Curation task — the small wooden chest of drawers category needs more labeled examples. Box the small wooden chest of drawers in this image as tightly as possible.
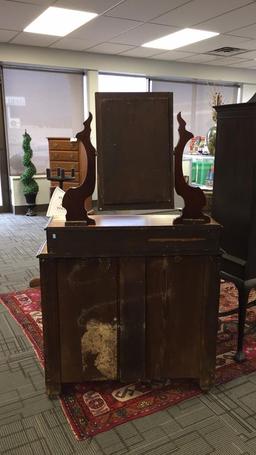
[48,137,86,192]
[48,137,92,210]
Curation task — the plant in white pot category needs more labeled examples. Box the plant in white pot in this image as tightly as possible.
[20,131,39,216]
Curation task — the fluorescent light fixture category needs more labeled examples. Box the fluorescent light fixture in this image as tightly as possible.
[24,6,97,36]
[142,28,219,50]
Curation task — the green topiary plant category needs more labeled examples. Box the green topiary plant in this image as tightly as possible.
[20,130,39,215]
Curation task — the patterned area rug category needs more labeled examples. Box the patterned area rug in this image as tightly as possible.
[1,282,256,440]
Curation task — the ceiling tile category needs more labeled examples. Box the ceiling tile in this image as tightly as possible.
[206,56,248,65]
[153,0,251,28]
[178,34,251,53]
[238,39,256,50]
[119,46,165,57]
[236,49,256,59]
[177,54,219,63]
[10,32,58,47]
[1,0,256,73]
[69,16,142,48]
[105,0,188,22]
[0,0,46,30]
[54,0,126,14]
[196,3,256,34]
[6,0,52,4]
[0,28,18,41]
[149,50,195,60]
[110,23,177,45]
[87,42,134,54]
[50,37,90,51]
[229,23,256,39]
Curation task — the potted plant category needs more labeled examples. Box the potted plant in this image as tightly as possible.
[20,130,39,216]
[206,91,223,156]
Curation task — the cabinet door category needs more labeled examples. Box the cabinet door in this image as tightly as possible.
[146,255,213,379]
[119,257,146,382]
[58,258,118,382]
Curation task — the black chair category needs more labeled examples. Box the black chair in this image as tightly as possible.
[218,251,256,361]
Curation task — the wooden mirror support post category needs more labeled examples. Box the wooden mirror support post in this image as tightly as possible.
[62,112,96,225]
[174,113,210,224]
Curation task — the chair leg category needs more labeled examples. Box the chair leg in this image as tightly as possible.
[234,285,249,362]
[29,277,41,288]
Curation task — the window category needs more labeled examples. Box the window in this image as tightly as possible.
[98,73,148,92]
[3,68,84,175]
[150,79,239,146]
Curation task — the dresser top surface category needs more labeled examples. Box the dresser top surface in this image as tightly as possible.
[46,213,220,231]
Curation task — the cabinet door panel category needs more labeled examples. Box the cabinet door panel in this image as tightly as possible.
[146,256,206,378]
[58,258,118,382]
[119,257,146,381]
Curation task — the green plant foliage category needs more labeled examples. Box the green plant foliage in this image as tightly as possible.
[20,131,39,195]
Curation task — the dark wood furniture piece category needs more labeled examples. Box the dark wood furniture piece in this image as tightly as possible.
[174,113,210,223]
[38,214,221,397]
[62,113,96,224]
[95,92,174,211]
[212,98,256,361]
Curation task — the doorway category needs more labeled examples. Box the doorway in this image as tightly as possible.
[0,69,10,213]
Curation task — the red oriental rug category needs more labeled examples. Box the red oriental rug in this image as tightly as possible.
[1,281,256,440]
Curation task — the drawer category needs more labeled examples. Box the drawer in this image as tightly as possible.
[50,161,79,171]
[49,150,79,161]
[46,226,220,257]
[48,139,79,151]
[63,181,80,191]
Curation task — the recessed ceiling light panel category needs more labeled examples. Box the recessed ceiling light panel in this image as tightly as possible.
[24,6,97,37]
[142,28,219,50]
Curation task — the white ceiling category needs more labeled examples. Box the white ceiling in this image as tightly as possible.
[2,0,256,69]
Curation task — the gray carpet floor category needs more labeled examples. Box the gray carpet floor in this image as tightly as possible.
[1,213,256,454]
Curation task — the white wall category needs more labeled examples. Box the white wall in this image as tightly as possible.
[2,43,256,84]
[10,175,50,206]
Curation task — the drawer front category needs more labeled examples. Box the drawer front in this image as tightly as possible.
[63,181,80,190]
[47,228,220,257]
[49,150,79,161]
[50,179,79,192]
[48,139,79,151]
[50,161,79,172]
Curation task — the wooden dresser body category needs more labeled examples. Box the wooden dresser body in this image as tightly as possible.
[38,214,221,397]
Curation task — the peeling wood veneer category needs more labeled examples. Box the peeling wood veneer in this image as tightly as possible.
[81,319,117,379]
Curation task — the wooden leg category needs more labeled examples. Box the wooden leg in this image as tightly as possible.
[46,382,62,399]
[29,277,41,288]
[234,285,249,363]
[199,370,215,392]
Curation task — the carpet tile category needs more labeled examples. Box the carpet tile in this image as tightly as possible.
[1,213,256,453]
